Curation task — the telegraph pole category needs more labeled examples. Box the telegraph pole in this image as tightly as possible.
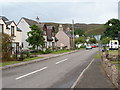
[72,20,75,49]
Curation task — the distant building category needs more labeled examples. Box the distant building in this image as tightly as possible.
[55,25,73,49]
[0,16,22,54]
[17,17,58,50]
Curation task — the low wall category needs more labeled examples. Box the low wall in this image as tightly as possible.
[102,53,120,89]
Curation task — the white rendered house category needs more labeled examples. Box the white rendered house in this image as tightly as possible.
[0,16,22,53]
[17,17,58,50]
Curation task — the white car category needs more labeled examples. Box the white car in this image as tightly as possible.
[86,44,92,49]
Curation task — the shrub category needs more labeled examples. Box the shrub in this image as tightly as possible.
[2,33,13,62]
[80,45,86,48]
[44,48,52,54]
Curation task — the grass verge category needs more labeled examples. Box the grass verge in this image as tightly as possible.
[94,53,101,59]
[108,50,119,55]
[51,50,72,54]
[0,57,43,67]
[110,61,120,64]
[116,65,120,70]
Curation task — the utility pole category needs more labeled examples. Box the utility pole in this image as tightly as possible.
[72,20,75,49]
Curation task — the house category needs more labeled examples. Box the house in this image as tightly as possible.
[17,17,58,50]
[0,16,22,54]
[55,25,73,49]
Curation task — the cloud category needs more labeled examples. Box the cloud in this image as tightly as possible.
[1,1,118,24]
[0,0,120,2]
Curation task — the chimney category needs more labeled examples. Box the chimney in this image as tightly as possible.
[36,16,39,23]
[66,27,70,31]
[59,24,63,31]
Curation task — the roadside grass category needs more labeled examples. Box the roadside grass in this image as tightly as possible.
[94,53,101,59]
[116,65,120,70]
[0,57,43,67]
[110,61,120,64]
[51,50,72,54]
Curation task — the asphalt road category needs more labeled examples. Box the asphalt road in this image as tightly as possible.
[2,48,98,88]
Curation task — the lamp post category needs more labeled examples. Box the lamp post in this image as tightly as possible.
[109,23,112,50]
[72,20,75,49]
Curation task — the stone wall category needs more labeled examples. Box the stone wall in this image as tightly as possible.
[102,52,120,89]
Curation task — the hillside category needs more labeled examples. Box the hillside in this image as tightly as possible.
[45,22,105,36]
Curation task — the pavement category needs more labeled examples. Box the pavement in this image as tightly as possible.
[2,48,98,88]
[73,58,116,89]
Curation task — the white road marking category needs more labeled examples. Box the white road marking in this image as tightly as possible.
[16,67,48,80]
[71,59,95,88]
[55,58,68,64]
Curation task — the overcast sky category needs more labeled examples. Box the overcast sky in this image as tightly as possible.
[0,0,119,24]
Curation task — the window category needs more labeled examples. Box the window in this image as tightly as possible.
[11,26,15,36]
[115,42,117,44]
[0,24,4,33]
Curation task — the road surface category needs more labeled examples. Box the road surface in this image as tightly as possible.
[2,48,98,88]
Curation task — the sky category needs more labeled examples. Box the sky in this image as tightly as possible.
[0,0,120,24]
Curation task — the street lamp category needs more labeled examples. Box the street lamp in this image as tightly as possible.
[109,23,112,50]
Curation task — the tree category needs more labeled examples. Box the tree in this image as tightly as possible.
[26,24,45,51]
[75,29,84,36]
[75,36,86,44]
[72,28,84,36]
[101,37,112,44]
[103,19,120,39]
[88,37,97,44]
[2,33,13,62]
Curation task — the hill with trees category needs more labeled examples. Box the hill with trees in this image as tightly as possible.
[45,22,105,36]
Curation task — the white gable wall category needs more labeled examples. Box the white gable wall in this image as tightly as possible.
[17,18,31,50]
[0,19,8,34]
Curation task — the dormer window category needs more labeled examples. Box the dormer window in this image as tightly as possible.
[11,26,15,36]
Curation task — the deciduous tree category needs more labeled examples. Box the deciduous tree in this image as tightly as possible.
[26,24,45,52]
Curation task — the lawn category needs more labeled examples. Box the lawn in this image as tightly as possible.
[51,50,72,54]
[110,61,120,64]
[110,61,120,70]
[108,50,119,55]
[0,57,43,67]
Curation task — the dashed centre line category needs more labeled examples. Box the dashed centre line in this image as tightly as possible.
[16,67,48,80]
[55,58,68,65]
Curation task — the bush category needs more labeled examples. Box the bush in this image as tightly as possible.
[38,50,44,54]
[80,45,86,48]
[30,50,38,53]
[44,48,52,54]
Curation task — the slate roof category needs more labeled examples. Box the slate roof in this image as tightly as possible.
[0,16,9,21]
[23,17,38,26]
[63,30,74,38]
[17,27,22,32]
[5,21,13,25]
[0,16,20,31]
[22,17,58,42]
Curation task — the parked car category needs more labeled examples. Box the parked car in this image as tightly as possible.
[92,44,96,48]
[86,44,92,49]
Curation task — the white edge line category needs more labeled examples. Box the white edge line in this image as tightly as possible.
[16,67,48,80]
[55,58,68,65]
[71,59,95,88]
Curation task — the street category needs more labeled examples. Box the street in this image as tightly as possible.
[2,48,98,88]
